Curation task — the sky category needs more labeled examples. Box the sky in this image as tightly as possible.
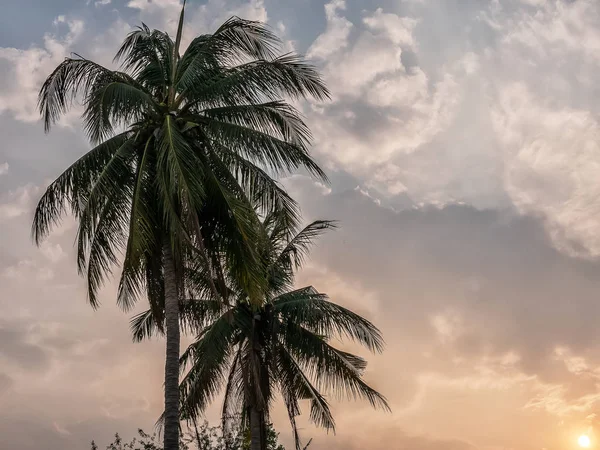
[2,0,600,449]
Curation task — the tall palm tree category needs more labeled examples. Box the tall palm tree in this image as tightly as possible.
[31,3,328,449]
[131,215,389,450]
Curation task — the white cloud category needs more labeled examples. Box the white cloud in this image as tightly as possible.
[0,0,268,127]
[40,243,66,263]
[0,184,39,222]
[95,0,111,6]
[126,0,181,14]
[526,382,600,417]
[503,0,600,63]
[1,259,54,281]
[127,0,268,49]
[306,3,460,193]
[466,0,600,256]
[307,0,352,60]
[53,422,71,436]
[304,0,600,259]
[431,310,463,344]
[492,86,600,258]
[298,262,380,317]
[554,347,592,376]
[0,18,84,123]
[0,162,8,176]
[362,7,418,47]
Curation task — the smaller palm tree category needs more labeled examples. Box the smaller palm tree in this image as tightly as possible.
[132,215,389,450]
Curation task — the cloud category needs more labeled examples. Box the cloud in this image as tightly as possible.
[282,180,600,445]
[126,0,268,48]
[475,0,600,257]
[301,0,600,260]
[0,18,84,123]
[0,162,8,176]
[0,0,267,127]
[306,0,352,60]
[305,1,462,200]
[40,243,66,263]
[493,83,600,257]
[1,259,54,281]
[0,321,51,371]
[362,8,418,47]
[0,184,40,222]
[0,373,13,398]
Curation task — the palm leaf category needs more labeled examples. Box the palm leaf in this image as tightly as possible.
[275,344,335,431]
[280,322,389,411]
[181,54,330,112]
[31,131,132,244]
[274,287,384,353]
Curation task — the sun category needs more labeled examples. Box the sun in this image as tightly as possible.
[579,435,592,448]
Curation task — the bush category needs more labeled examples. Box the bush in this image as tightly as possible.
[91,421,288,450]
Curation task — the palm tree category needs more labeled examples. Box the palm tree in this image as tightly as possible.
[31,3,329,449]
[131,215,389,450]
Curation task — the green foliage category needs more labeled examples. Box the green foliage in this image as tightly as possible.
[91,430,160,450]
[91,421,288,450]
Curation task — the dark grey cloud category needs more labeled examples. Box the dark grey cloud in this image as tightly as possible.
[0,373,14,396]
[0,416,69,450]
[0,321,50,371]
[288,177,600,395]
[0,116,89,192]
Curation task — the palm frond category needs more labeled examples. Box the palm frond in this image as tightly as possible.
[114,23,172,92]
[274,287,384,353]
[83,75,157,143]
[179,311,243,419]
[157,114,206,217]
[210,141,300,225]
[275,344,335,432]
[221,345,246,429]
[130,309,158,342]
[175,17,280,100]
[117,136,159,311]
[144,242,166,332]
[198,151,265,304]
[272,220,337,279]
[281,390,303,450]
[75,138,135,273]
[281,323,390,411]
[39,56,112,132]
[197,116,326,182]
[76,139,135,306]
[212,16,280,61]
[130,299,225,342]
[181,54,330,111]
[201,101,312,148]
[31,131,132,244]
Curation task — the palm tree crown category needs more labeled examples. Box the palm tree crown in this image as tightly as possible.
[132,215,389,450]
[33,12,329,308]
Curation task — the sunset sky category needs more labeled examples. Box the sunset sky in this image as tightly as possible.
[2,0,600,449]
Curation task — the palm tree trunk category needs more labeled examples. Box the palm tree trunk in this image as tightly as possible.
[249,405,266,450]
[249,316,267,450]
[163,239,180,450]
